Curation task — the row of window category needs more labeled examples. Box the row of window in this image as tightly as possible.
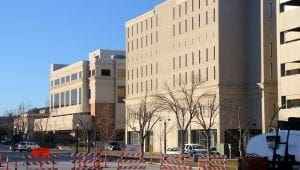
[127,79,158,95]
[172,10,215,36]
[127,31,158,52]
[51,72,82,87]
[127,15,158,38]
[173,0,215,19]
[172,67,216,86]
[50,88,82,108]
[173,47,216,69]
[127,62,158,80]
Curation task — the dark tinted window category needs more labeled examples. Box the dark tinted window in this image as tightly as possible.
[101,69,111,76]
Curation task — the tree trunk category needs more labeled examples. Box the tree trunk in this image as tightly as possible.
[140,133,144,160]
[206,131,211,159]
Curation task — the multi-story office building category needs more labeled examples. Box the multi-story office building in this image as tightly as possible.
[125,0,278,153]
[35,49,126,141]
[277,0,300,120]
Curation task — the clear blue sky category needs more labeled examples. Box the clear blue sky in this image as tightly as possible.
[0,0,164,115]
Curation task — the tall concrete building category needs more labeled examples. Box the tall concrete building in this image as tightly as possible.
[277,0,300,120]
[125,0,278,153]
[35,49,126,141]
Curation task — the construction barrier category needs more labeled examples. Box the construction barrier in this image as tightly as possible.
[197,154,226,170]
[21,153,59,169]
[0,152,2,167]
[71,152,105,169]
[117,152,146,169]
[160,154,192,170]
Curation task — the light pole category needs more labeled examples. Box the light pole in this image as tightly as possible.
[163,118,171,154]
[76,123,79,153]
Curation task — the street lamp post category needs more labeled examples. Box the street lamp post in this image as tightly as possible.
[163,118,171,154]
[76,124,79,153]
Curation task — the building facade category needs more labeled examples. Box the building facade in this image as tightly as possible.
[125,0,278,153]
[35,49,126,142]
[277,0,300,120]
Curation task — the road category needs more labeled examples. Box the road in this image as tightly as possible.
[0,144,169,169]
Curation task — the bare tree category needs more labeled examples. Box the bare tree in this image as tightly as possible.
[157,81,206,154]
[94,104,116,142]
[225,106,256,157]
[126,94,161,159]
[78,118,92,148]
[194,94,219,156]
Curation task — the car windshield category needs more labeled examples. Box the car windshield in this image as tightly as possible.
[192,145,202,149]
[19,142,25,145]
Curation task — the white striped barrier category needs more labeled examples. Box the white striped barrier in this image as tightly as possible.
[160,154,192,170]
[117,152,145,169]
[71,152,106,169]
[22,154,59,169]
[197,154,226,170]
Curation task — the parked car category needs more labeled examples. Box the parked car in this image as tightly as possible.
[184,144,205,155]
[166,147,181,154]
[10,143,18,151]
[104,141,121,151]
[17,142,40,152]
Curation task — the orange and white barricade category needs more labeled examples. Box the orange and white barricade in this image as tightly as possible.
[160,154,192,170]
[198,154,226,170]
[117,152,146,169]
[71,152,106,169]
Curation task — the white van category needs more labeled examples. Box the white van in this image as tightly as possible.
[17,142,40,152]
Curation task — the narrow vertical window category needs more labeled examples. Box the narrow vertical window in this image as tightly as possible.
[213,46,216,60]
[141,22,143,33]
[179,22,181,34]
[185,72,187,84]
[156,31,158,43]
[185,19,187,32]
[151,33,153,44]
[136,38,139,49]
[146,35,148,46]
[206,67,208,81]
[270,63,273,79]
[141,66,143,77]
[141,82,143,93]
[146,20,148,30]
[192,0,194,11]
[173,57,176,70]
[198,0,200,9]
[192,17,194,30]
[192,52,194,65]
[136,68,138,78]
[136,24,138,34]
[151,64,153,75]
[198,69,201,81]
[198,14,201,28]
[179,5,181,17]
[206,11,208,25]
[191,71,195,82]
[146,65,148,76]
[206,48,208,61]
[156,79,158,91]
[141,37,143,48]
[185,2,187,14]
[131,25,133,36]
[214,66,216,80]
[179,56,181,68]
[179,73,182,85]
[269,42,272,57]
[127,28,129,38]
[156,15,158,27]
[156,62,158,74]
[198,50,201,63]
[268,3,272,18]
[136,82,138,94]
[206,0,208,6]
[151,17,153,28]
[213,8,216,22]
[173,75,175,86]
[185,54,187,67]
[151,79,153,91]
[173,7,175,19]
[173,24,175,37]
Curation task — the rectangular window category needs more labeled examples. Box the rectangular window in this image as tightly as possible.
[136,38,139,49]
[156,31,158,43]
[191,71,195,82]
[60,92,65,107]
[131,69,133,79]
[151,64,153,75]
[192,17,194,30]
[54,79,60,86]
[136,24,138,34]
[156,15,158,27]
[136,82,138,93]
[185,1,187,14]
[213,8,216,22]
[173,57,175,70]
[179,73,182,85]
[199,69,201,81]
[141,22,143,33]
[179,5,181,17]
[173,7,175,19]
[206,67,208,81]
[131,25,133,36]
[146,35,148,46]
[206,0,208,6]
[71,89,77,105]
[192,52,194,65]
[185,54,187,67]
[185,19,187,32]
[127,27,129,38]
[198,50,201,63]
[65,91,70,106]
[173,74,175,86]
[118,86,125,103]
[206,48,208,61]
[268,3,272,18]
[141,37,143,48]
[156,62,158,74]
[214,66,216,80]
[151,79,153,91]
[198,0,200,9]
[151,17,153,28]
[71,73,78,81]
[51,81,53,87]
[185,72,187,84]
[101,69,111,76]
[192,0,194,11]
[269,42,272,57]
[136,68,139,78]
[54,93,59,108]
[79,71,82,79]
[179,56,181,68]
[206,11,208,25]
[198,14,201,28]
[141,66,143,77]
[179,22,181,34]
[173,24,175,37]
[117,69,126,78]
[141,82,143,93]
[50,94,53,108]
[146,20,148,30]
[146,65,148,76]
[178,130,188,146]
[151,33,153,44]
[78,88,81,104]
[213,46,216,60]
[61,77,65,84]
